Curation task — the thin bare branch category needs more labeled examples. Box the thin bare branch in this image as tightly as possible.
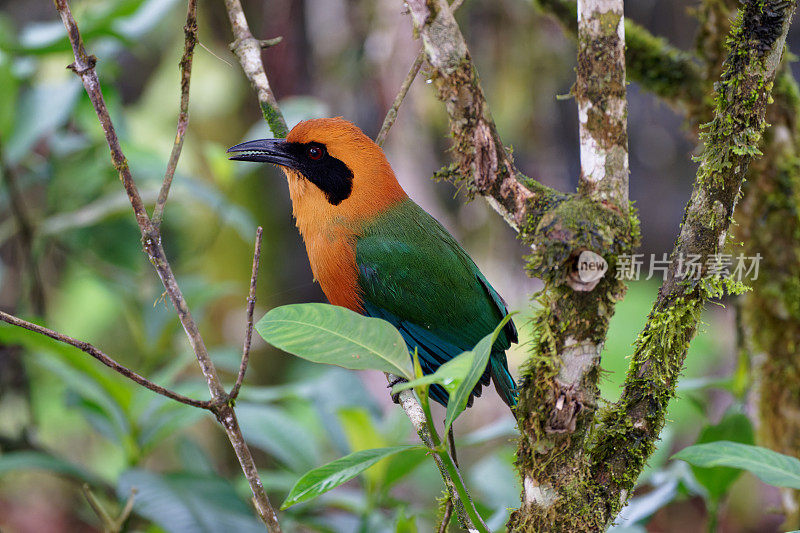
[54,0,150,232]
[0,147,45,314]
[223,0,288,137]
[375,51,424,148]
[230,226,263,401]
[153,0,198,228]
[0,311,212,409]
[51,2,282,529]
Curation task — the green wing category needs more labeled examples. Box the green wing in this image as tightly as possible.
[355,199,517,406]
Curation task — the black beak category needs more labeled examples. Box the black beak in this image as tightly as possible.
[227,138,297,167]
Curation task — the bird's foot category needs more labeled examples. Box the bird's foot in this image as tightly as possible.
[387,376,408,404]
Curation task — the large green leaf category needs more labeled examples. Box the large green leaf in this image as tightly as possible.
[689,411,754,500]
[673,441,800,490]
[281,445,423,509]
[256,303,412,379]
[117,469,264,533]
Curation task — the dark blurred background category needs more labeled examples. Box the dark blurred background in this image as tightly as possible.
[0,0,793,531]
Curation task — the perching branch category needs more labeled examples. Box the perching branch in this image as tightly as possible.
[386,373,477,530]
[0,310,212,409]
[152,0,198,228]
[506,0,637,528]
[49,1,282,530]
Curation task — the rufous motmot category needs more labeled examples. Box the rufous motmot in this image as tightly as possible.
[228,118,517,408]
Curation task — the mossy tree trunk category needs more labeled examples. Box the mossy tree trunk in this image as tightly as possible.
[736,67,800,527]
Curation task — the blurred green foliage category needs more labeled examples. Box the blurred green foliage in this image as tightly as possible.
[0,0,779,531]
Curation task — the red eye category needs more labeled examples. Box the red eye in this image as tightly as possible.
[307,145,323,160]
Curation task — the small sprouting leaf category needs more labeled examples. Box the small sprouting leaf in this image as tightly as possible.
[281,446,423,509]
[390,350,475,396]
[256,303,412,379]
[444,314,514,432]
[673,441,800,490]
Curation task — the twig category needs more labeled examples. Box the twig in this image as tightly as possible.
[375,51,424,148]
[229,226,263,401]
[403,0,563,232]
[82,484,115,532]
[223,0,288,138]
[152,0,198,228]
[0,311,211,409]
[438,498,454,533]
[0,144,46,314]
[82,484,137,533]
[375,0,466,148]
[51,2,282,530]
[259,37,283,49]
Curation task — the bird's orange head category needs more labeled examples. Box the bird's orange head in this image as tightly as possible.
[228,118,407,228]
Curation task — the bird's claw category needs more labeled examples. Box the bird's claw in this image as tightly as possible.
[387,376,408,404]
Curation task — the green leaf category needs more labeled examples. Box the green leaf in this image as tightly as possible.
[236,403,321,473]
[673,441,800,490]
[337,407,388,487]
[6,81,82,164]
[118,469,264,533]
[0,451,99,485]
[390,350,475,396]
[690,410,754,500]
[394,507,417,533]
[383,447,429,489]
[256,303,412,379]
[444,314,514,432]
[281,445,423,509]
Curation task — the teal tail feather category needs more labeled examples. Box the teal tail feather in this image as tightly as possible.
[490,354,517,408]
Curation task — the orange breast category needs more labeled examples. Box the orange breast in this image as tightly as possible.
[303,226,364,312]
[278,121,408,313]
[284,169,365,312]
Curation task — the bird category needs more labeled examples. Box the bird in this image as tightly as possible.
[228,117,517,408]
